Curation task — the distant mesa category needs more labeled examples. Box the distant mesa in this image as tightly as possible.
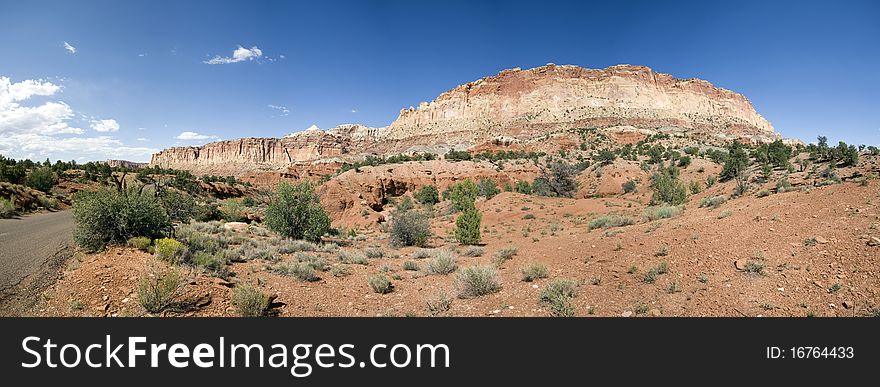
[151,64,783,173]
[103,160,148,169]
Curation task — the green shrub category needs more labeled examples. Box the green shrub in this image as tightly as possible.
[414,185,439,205]
[159,190,197,222]
[492,246,518,265]
[330,266,350,277]
[449,179,479,211]
[154,238,185,263]
[477,178,500,199]
[643,206,682,221]
[27,167,56,192]
[756,189,771,198]
[463,246,484,257]
[403,260,420,271]
[650,166,687,206]
[426,291,452,316]
[0,196,16,219]
[699,195,727,208]
[539,279,578,317]
[137,266,185,313]
[390,210,431,247]
[127,236,152,252]
[365,247,385,258]
[454,207,482,245]
[264,181,330,242]
[231,284,269,317]
[775,178,793,193]
[337,250,368,265]
[72,188,171,252]
[588,214,634,230]
[515,180,532,195]
[221,199,248,222]
[412,249,434,259]
[706,175,717,187]
[521,262,548,282]
[622,180,637,193]
[270,261,319,282]
[369,274,393,294]
[677,156,692,168]
[455,265,500,298]
[689,180,701,194]
[191,251,230,278]
[426,250,457,275]
[194,202,223,222]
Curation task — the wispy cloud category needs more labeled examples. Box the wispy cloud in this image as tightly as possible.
[136,137,149,142]
[63,41,76,54]
[350,108,358,113]
[90,119,120,133]
[176,131,218,141]
[268,104,290,116]
[204,46,263,65]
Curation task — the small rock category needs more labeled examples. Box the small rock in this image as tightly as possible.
[815,236,829,244]
[841,301,852,309]
[491,309,501,314]
[121,297,130,303]
[531,284,539,289]
[621,311,633,317]
[868,237,880,247]
[648,309,662,317]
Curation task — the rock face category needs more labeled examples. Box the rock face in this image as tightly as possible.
[382,64,775,147]
[103,160,148,169]
[151,64,778,173]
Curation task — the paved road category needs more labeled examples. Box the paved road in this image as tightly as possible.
[0,211,73,316]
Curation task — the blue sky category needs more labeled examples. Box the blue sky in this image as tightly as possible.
[1,0,878,162]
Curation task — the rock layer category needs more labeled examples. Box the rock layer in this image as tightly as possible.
[151,64,777,172]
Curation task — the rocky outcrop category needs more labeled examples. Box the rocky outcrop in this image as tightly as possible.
[151,64,779,173]
[382,64,776,148]
[103,160,148,169]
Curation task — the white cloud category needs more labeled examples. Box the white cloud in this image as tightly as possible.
[268,104,289,116]
[176,131,218,140]
[350,108,358,113]
[90,118,120,132]
[63,41,76,54]
[136,137,149,141]
[204,46,263,65]
[138,53,146,57]
[0,75,154,162]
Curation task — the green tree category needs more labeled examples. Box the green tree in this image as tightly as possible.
[414,185,439,205]
[454,205,482,245]
[73,188,171,252]
[27,167,57,192]
[515,180,532,195]
[720,142,750,182]
[450,179,479,212]
[650,165,687,206]
[264,182,330,242]
[477,178,500,199]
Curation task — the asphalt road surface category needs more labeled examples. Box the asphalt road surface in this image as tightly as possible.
[0,210,73,316]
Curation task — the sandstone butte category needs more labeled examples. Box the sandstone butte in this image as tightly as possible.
[150,64,781,174]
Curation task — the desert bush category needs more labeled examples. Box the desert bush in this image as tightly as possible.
[231,284,269,317]
[492,246,518,265]
[706,175,717,187]
[539,279,578,317]
[390,210,431,247]
[330,266,350,277]
[278,240,318,254]
[159,190,197,222]
[137,266,186,313]
[689,180,701,194]
[72,188,171,252]
[194,202,223,222]
[521,262,549,282]
[337,250,368,265]
[650,165,688,206]
[296,252,329,271]
[717,210,733,219]
[191,251,230,278]
[478,178,500,199]
[537,162,578,198]
[449,179,479,212]
[426,250,457,275]
[413,248,434,259]
[642,262,670,283]
[588,214,634,230]
[154,238,185,263]
[414,185,439,205]
[230,241,277,262]
[0,196,15,218]
[221,199,247,222]
[622,180,637,193]
[127,236,152,252]
[699,195,727,208]
[403,260,420,271]
[756,189,771,198]
[369,274,393,294]
[27,167,56,192]
[775,178,793,193]
[270,261,319,282]
[454,206,482,245]
[264,181,330,242]
[515,180,533,194]
[365,247,385,259]
[463,246,484,257]
[426,291,452,316]
[38,195,58,209]
[677,156,692,168]
[455,265,500,298]
[643,206,682,221]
